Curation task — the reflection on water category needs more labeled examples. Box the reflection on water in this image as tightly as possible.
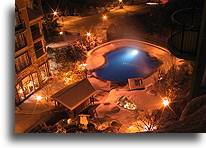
[94,47,161,83]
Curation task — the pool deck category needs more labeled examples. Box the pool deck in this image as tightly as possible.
[89,76,166,133]
[86,39,176,133]
[86,39,172,72]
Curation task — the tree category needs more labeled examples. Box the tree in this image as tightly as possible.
[42,15,61,42]
[154,61,193,100]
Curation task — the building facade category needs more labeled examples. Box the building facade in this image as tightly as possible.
[15,0,50,106]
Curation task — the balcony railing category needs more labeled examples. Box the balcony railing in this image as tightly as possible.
[15,35,27,51]
[171,8,202,29]
[167,8,201,60]
[15,41,27,52]
[15,22,26,34]
[15,60,32,74]
[168,29,199,60]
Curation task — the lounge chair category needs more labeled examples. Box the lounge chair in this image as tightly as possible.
[128,78,145,91]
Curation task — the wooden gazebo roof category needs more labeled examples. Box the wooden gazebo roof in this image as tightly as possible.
[51,79,96,111]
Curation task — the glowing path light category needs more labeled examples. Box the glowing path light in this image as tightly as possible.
[102,15,107,20]
[160,97,178,118]
[53,11,58,16]
[162,97,170,107]
[36,95,42,102]
[144,125,157,132]
[86,32,91,37]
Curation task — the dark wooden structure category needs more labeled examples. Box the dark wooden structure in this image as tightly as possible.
[51,79,97,117]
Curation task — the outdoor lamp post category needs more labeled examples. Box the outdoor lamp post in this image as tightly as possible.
[85,32,94,51]
[36,95,43,102]
[86,32,91,37]
[102,15,108,29]
[59,31,63,35]
[162,97,170,107]
[118,0,123,9]
[102,15,107,20]
[53,11,58,16]
[53,10,64,24]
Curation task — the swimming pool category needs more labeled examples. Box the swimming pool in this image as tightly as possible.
[94,47,161,83]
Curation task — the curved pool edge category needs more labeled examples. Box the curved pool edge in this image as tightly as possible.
[86,39,171,72]
[87,39,169,56]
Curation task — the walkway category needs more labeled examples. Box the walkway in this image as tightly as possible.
[15,78,65,133]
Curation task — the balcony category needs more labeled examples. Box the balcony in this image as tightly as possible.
[15,52,31,73]
[16,62,32,73]
[15,22,26,34]
[15,41,27,52]
[168,29,199,60]
[171,8,202,29]
[167,8,201,60]
[15,34,27,51]
[15,55,32,73]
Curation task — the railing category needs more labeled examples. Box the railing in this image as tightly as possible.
[171,8,202,29]
[15,35,27,51]
[168,29,199,60]
[167,8,201,60]
[15,40,27,52]
[15,60,32,74]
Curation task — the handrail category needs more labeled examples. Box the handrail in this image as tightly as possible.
[168,29,199,60]
[171,8,202,29]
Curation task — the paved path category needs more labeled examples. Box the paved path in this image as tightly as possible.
[15,78,65,133]
[59,5,149,38]
[60,4,167,47]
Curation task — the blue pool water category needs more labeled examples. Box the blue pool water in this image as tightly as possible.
[94,47,161,83]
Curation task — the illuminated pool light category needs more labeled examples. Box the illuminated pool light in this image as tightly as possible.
[94,47,162,83]
[130,49,139,56]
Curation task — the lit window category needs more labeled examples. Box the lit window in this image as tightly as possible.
[22,75,35,97]
[16,72,40,102]
[15,33,27,51]
[15,52,31,73]
[39,63,49,82]
[32,73,39,89]
[16,83,25,101]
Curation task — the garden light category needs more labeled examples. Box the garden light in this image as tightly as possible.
[162,97,170,107]
[36,95,42,101]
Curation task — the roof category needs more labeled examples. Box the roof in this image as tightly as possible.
[51,79,96,111]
